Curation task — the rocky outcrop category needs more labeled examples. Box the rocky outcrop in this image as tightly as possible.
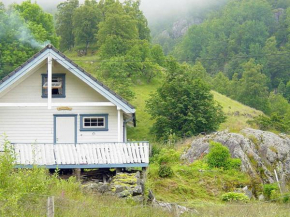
[181,128,290,184]
[160,18,203,40]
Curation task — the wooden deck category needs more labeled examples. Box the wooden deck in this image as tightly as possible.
[11,142,149,169]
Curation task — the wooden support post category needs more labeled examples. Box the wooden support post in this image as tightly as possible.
[47,196,54,217]
[73,168,81,181]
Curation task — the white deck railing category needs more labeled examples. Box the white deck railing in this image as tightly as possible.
[12,142,149,166]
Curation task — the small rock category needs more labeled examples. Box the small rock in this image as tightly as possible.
[133,185,143,196]
[135,171,141,179]
[242,186,253,199]
[98,183,109,194]
[117,190,133,198]
[115,185,126,194]
[259,194,265,201]
[132,195,144,204]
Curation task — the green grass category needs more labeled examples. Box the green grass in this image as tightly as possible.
[147,161,251,205]
[212,91,263,132]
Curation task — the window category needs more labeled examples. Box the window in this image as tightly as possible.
[80,114,108,131]
[42,74,65,98]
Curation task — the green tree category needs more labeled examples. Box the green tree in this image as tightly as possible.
[14,1,59,47]
[56,0,79,51]
[146,59,225,141]
[212,72,230,95]
[99,56,134,100]
[237,59,270,113]
[73,0,101,53]
[97,1,138,58]
[123,0,150,41]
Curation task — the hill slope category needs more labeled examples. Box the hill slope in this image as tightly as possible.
[65,52,263,141]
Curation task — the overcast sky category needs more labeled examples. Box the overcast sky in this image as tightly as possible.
[1,0,216,23]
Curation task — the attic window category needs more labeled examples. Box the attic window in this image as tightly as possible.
[42,74,66,98]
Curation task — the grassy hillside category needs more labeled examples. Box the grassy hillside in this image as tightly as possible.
[64,51,263,141]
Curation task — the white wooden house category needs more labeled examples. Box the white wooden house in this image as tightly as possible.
[0,45,149,169]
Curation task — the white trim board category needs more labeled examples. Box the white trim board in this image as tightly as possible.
[0,102,115,107]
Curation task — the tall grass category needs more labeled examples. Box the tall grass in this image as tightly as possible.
[0,138,173,217]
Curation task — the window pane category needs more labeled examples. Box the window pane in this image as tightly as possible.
[84,123,90,126]
[91,123,98,126]
[91,118,98,123]
[84,118,91,123]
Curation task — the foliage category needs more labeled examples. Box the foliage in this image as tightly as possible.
[207,141,241,170]
[158,165,174,178]
[0,1,58,79]
[148,148,251,203]
[263,183,279,200]
[146,59,225,141]
[99,56,135,100]
[0,137,172,216]
[221,192,249,202]
[151,148,180,165]
[248,113,290,133]
[56,0,79,51]
[72,0,101,53]
[236,59,270,113]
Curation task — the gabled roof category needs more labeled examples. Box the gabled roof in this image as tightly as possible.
[0,45,135,114]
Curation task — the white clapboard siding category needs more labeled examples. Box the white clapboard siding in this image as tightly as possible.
[12,142,149,166]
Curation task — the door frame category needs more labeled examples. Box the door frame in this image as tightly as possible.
[53,114,78,144]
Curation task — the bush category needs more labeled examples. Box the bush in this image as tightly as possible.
[207,142,230,168]
[207,141,241,170]
[282,194,290,203]
[227,158,242,170]
[151,148,180,165]
[221,192,249,202]
[263,183,279,200]
[158,165,174,178]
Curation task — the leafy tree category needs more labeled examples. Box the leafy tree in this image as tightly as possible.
[261,36,290,88]
[285,80,290,101]
[212,72,230,95]
[0,1,58,79]
[97,1,138,58]
[269,92,290,116]
[146,59,225,140]
[277,81,286,95]
[56,0,79,51]
[123,0,150,41]
[14,1,59,47]
[236,59,270,113]
[99,56,134,100]
[72,0,101,53]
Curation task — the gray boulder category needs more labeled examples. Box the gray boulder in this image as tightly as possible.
[181,128,290,184]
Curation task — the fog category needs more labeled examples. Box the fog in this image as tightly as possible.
[1,0,224,22]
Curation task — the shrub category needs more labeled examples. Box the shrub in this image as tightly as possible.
[227,158,242,170]
[221,192,249,202]
[263,183,279,200]
[282,194,290,203]
[207,142,230,168]
[155,148,180,165]
[158,165,174,178]
[206,141,242,170]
